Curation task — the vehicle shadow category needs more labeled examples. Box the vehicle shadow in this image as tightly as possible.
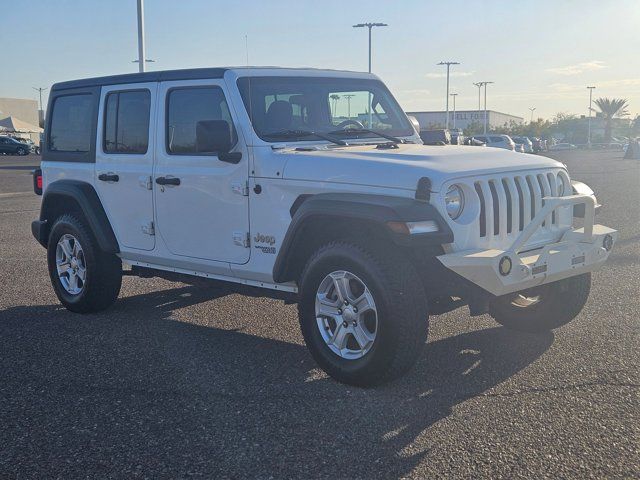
[0,284,553,478]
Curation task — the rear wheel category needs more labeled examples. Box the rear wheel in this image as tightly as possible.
[298,241,429,387]
[489,273,591,333]
[47,214,122,313]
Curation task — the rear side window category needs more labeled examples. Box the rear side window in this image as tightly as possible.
[49,94,93,152]
[104,90,151,154]
[166,86,235,155]
[490,136,504,142]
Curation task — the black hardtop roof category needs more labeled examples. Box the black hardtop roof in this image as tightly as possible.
[51,67,228,91]
[51,66,368,91]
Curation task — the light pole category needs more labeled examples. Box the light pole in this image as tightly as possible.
[587,86,596,148]
[529,107,536,123]
[352,22,388,74]
[450,93,458,130]
[473,82,482,126]
[438,61,460,129]
[32,87,47,112]
[353,22,387,128]
[474,81,494,134]
[133,0,155,72]
[343,94,355,119]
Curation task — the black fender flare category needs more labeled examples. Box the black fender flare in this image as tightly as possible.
[32,180,119,253]
[272,193,453,283]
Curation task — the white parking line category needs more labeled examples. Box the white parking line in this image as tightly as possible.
[0,191,32,198]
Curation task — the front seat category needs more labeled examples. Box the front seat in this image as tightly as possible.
[265,100,293,131]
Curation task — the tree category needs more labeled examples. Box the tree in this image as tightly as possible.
[594,98,629,142]
[329,94,341,117]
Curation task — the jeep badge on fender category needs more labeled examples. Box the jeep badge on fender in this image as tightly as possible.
[31,67,616,387]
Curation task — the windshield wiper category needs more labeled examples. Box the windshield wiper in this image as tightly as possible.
[263,129,347,146]
[328,128,405,144]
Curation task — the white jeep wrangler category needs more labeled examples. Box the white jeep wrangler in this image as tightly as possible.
[32,67,616,386]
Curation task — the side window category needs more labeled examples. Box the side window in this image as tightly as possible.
[49,94,93,152]
[490,136,503,143]
[166,86,236,155]
[103,90,151,154]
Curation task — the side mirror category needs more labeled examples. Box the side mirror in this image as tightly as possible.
[195,120,242,163]
[407,115,421,134]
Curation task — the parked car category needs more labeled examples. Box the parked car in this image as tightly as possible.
[0,136,30,155]
[532,137,547,153]
[549,143,577,151]
[512,136,534,153]
[419,129,451,145]
[467,137,487,147]
[15,138,38,154]
[450,129,463,145]
[473,134,515,151]
[31,66,617,387]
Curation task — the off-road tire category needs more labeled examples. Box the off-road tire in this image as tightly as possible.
[47,214,122,313]
[298,241,429,387]
[489,273,591,333]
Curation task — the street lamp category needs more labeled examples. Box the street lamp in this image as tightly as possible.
[352,22,388,73]
[529,107,536,123]
[343,94,355,119]
[450,93,458,130]
[32,87,48,113]
[438,61,460,129]
[587,86,596,148]
[474,81,494,134]
[133,0,155,72]
[353,22,387,127]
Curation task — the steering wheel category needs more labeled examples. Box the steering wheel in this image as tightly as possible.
[335,119,365,130]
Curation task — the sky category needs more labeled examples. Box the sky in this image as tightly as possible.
[2,0,639,120]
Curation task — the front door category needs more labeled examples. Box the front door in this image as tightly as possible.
[153,80,250,264]
[95,83,156,251]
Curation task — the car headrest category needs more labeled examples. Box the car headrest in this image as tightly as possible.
[196,120,231,153]
[265,100,293,130]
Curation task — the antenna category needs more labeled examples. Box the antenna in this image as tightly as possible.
[245,34,249,66]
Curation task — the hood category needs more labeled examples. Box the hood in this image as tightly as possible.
[280,143,564,192]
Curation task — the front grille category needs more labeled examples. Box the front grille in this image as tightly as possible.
[445,169,572,251]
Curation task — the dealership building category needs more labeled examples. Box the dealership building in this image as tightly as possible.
[406,110,523,131]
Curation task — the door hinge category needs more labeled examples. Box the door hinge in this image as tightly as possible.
[142,221,155,235]
[139,175,153,190]
[233,231,250,248]
[231,181,250,196]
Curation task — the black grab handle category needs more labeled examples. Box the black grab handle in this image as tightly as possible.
[155,176,181,186]
[98,173,119,182]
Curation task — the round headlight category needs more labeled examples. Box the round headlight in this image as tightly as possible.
[445,184,465,220]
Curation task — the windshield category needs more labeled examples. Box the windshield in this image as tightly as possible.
[237,76,414,143]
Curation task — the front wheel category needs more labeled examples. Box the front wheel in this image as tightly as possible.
[298,241,429,387]
[489,273,591,333]
[47,214,122,313]
[16,147,27,156]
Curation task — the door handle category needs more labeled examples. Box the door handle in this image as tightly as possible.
[155,176,181,186]
[98,172,119,182]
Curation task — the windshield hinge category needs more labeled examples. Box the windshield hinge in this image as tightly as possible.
[231,181,250,196]
[142,221,155,235]
[233,231,250,248]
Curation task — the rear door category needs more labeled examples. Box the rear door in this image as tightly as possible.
[153,79,250,264]
[95,83,156,251]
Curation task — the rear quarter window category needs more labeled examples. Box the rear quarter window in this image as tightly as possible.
[49,94,94,152]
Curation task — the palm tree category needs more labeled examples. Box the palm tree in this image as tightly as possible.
[329,94,341,117]
[594,98,629,142]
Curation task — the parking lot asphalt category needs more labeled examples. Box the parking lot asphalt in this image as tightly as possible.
[0,151,638,479]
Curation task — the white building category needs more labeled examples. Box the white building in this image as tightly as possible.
[406,110,523,132]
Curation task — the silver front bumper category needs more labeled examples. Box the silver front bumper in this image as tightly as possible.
[437,194,617,296]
